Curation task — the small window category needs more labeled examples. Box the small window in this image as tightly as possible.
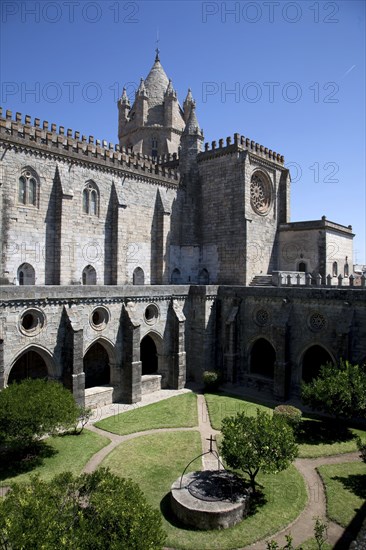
[198,268,209,285]
[344,263,349,277]
[133,267,144,285]
[82,189,89,213]
[29,178,37,206]
[82,265,97,285]
[298,262,307,273]
[17,263,35,285]
[90,190,97,215]
[332,261,338,277]
[152,137,158,158]
[18,176,26,204]
[18,170,38,206]
[82,182,99,216]
[171,268,181,284]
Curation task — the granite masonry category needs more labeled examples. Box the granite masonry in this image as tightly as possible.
[0,53,365,407]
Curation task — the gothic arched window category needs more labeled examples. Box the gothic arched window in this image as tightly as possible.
[332,262,338,277]
[18,169,39,207]
[152,137,158,158]
[82,182,99,216]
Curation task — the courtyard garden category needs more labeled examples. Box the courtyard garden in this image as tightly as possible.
[1,386,365,549]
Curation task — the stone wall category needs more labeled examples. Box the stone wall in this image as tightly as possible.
[0,284,365,405]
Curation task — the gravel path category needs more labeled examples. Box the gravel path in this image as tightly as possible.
[82,391,362,548]
[2,388,360,549]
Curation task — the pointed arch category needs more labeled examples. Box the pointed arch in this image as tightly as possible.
[198,268,209,285]
[250,338,276,378]
[140,332,163,376]
[82,180,99,216]
[83,340,112,389]
[171,268,181,284]
[301,344,335,382]
[8,345,58,384]
[18,166,40,207]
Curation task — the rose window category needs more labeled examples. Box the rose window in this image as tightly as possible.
[309,312,326,332]
[250,174,271,215]
[254,309,270,326]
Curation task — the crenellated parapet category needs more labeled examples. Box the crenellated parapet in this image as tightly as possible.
[0,108,180,185]
[198,132,285,165]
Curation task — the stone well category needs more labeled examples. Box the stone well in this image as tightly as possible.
[170,470,251,530]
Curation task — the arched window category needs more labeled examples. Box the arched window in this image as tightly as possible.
[198,268,209,285]
[152,137,158,158]
[17,263,35,285]
[250,338,276,378]
[18,169,39,206]
[90,190,97,215]
[344,260,349,277]
[82,182,99,216]
[298,262,307,272]
[171,268,181,284]
[332,262,338,277]
[82,189,89,213]
[18,176,26,204]
[82,265,97,285]
[133,267,144,285]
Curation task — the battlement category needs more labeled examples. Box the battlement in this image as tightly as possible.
[199,132,285,165]
[0,108,180,184]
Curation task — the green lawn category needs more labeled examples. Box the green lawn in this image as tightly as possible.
[205,393,366,458]
[205,392,273,430]
[317,461,366,529]
[298,424,366,458]
[0,430,110,485]
[101,431,307,550]
[95,392,198,435]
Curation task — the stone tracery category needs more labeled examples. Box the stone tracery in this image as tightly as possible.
[250,173,271,215]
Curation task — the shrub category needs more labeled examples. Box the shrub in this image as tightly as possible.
[273,405,302,432]
[0,468,166,549]
[301,359,366,419]
[0,378,81,449]
[202,370,222,391]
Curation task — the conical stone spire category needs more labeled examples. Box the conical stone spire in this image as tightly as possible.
[136,78,147,97]
[165,79,176,98]
[183,103,201,135]
[121,87,130,106]
[144,57,170,106]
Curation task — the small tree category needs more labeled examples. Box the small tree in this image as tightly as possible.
[0,468,166,549]
[220,409,298,491]
[273,405,302,433]
[301,359,366,419]
[0,379,81,449]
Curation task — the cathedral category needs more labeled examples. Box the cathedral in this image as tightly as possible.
[0,53,365,408]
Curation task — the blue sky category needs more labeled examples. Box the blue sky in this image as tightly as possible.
[1,0,365,263]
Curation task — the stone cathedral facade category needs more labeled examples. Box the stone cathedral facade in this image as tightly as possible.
[0,54,365,408]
